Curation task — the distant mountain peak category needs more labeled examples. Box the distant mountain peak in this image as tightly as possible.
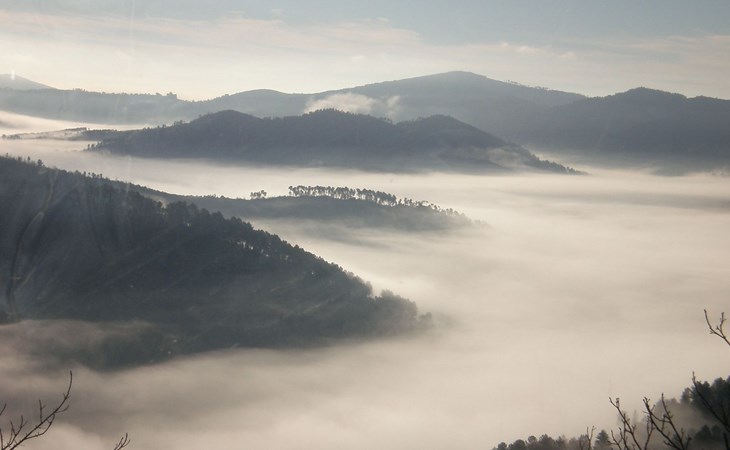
[0,74,53,90]
[619,87,687,99]
[600,87,690,108]
[414,71,488,81]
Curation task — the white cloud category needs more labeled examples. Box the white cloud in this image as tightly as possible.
[303,93,400,117]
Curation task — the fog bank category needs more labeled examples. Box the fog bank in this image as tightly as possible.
[1,131,730,449]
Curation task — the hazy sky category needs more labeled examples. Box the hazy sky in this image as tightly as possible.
[2,0,730,99]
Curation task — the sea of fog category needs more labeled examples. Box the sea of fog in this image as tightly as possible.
[2,115,730,450]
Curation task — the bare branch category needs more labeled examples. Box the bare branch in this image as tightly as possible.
[1,372,131,449]
[704,309,730,347]
[113,432,131,450]
[610,397,652,450]
[580,426,595,450]
[1,372,72,450]
[642,395,691,450]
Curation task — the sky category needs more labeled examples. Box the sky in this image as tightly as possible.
[2,0,730,100]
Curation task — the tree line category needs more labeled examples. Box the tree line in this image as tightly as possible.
[286,185,465,216]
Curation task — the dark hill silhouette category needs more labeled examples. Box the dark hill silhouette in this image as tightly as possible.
[92,109,573,173]
[518,87,730,172]
[0,156,426,368]
[5,72,728,172]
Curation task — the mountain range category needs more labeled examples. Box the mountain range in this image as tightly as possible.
[0,71,583,128]
[2,71,729,171]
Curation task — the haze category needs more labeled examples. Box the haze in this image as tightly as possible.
[1,117,729,449]
[2,1,730,99]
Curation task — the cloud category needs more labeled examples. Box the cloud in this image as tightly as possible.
[303,93,400,117]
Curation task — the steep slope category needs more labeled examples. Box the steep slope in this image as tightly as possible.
[0,156,425,367]
[93,109,573,173]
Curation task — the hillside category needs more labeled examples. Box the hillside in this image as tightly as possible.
[92,109,574,173]
[516,88,730,171]
[0,156,426,368]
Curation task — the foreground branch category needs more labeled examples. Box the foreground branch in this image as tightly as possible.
[704,310,730,348]
[609,397,653,450]
[643,395,691,450]
[0,372,72,450]
[0,372,130,449]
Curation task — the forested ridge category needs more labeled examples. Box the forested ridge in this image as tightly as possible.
[170,184,477,233]
[0,155,427,368]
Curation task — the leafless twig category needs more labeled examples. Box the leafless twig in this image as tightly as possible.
[0,371,72,450]
[643,395,691,450]
[610,397,653,450]
[704,309,730,347]
[113,432,131,450]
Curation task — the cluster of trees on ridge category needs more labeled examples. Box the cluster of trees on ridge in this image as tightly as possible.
[153,185,476,233]
[286,185,466,217]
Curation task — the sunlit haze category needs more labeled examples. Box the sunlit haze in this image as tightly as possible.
[2,1,730,99]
